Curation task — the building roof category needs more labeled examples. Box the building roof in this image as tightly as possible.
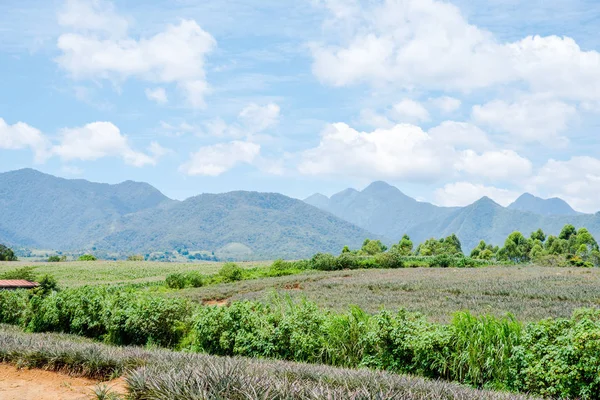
[0,280,39,288]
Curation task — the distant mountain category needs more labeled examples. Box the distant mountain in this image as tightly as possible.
[306,181,457,240]
[403,196,600,252]
[96,191,374,259]
[508,193,580,216]
[0,168,173,250]
[0,169,374,259]
[305,183,600,253]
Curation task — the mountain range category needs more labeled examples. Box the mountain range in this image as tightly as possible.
[1,168,599,259]
[0,169,371,259]
[305,182,600,252]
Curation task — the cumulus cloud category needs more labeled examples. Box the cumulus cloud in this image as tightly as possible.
[145,87,168,104]
[428,121,493,151]
[298,120,532,183]
[56,1,216,108]
[390,99,430,122]
[0,118,50,163]
[531,157,600,213]
[472,95,577,146]
[455,150,533,180]
[311,0,600,101]
[180,141,260,176]
[52,122,160,166]
[298,123,450,181]
[434,182,521,207]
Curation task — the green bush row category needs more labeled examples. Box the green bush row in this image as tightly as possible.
[2,285,599,398]
[0,286,189,347]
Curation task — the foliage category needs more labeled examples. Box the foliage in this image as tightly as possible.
[0,266,37,281]
[48,255,67,262]
[390,234,414,255]
[416,234,463,256]
[0,327,532,400]
[127,254,144,261]
[0,244,17,261]
[219,262,243,282]
[361,238,388,255]
[79,254,98,261]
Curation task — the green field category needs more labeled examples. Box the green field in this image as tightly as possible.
[176,265,600,322]
[0,260,266,287]
[3,260,599,323]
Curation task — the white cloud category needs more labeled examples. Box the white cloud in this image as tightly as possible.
[180,141,260,176]
[455,150,533,180]
[0,118,50,163]
[391,99,430,122]
[428,121,492,151]
[531,157,600,213]
[298,123,449,181]
[311,0,600,101]
[145,87,168,104]
[58,0,128,37]
[57,4,216,108]
[298,120,533,183]
[52,122,157,167]
[147,141,171,159]
[431,96,462,113]
[239,103,280,133]
[434,182,521,207]
[472,95,577,146]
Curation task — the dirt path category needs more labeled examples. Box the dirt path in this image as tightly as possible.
[0,364,125,400]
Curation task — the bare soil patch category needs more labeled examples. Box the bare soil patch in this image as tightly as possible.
[204,298,229,306]
[0,364,125,400]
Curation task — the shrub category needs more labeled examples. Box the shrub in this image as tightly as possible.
[219,262,243,282]
[186,272,204,288]
[79,254,97,261]
[310,253,338,271]
[0,290,30,325]
[431,254,453,268]
[336,253,360,270]
[0,266,37,281]
[374,252,404,269]
[36,275,59,295]
[165,273,187,289]
[127,255,144,262]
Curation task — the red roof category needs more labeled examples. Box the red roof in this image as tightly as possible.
[0,280,39,288]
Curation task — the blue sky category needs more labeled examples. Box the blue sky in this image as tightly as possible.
[1,0,600,212]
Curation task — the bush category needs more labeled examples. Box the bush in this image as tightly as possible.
[35,275,59,295]
[310,253,338,271]
[186,272,204,288]
[374,252,404,269]
[336,253,360,270]
[219,262,243,282]
[127,255,144,262]
[0,266,37,281]
[79,254,97,261]
[431,254,453,268]
[165,273,187,289]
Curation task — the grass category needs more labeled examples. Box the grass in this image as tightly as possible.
[0,260,267,287]
[175,265,600,322]
[0,324,536,400]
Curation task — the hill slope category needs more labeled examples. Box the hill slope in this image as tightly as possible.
[0,169,173,249]
[306,181,457,240]
[508,193,580,216]
[96,191,375,259]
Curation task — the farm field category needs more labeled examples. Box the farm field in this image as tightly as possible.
[168,265,598,322]
[0,260,266,287]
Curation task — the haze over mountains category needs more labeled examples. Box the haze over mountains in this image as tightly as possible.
[1,168,599,259]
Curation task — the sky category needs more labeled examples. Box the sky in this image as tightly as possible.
[1,0,600,212]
